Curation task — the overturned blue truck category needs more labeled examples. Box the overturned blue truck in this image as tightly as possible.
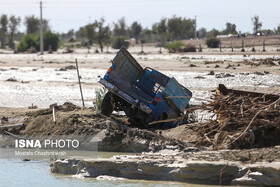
[99,47,192,128]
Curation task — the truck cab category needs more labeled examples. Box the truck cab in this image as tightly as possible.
[99,47,192,128]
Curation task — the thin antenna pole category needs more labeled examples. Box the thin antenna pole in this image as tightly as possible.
[75,59,85,107]
[40,1,44,55]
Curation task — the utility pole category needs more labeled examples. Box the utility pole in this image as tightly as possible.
[40,1,44,55]
[194,15,197,39]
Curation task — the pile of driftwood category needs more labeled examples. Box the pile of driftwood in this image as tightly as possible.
[254,57,280,66]
[197,84,280,149]
[237,58,280,67]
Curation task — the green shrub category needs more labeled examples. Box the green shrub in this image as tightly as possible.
[164,41,186,52]
[75,43,82,48]
[206,38,221,48]
[140,39,146,44]
[17,31,59,52]
[93,87,107,111]
[17,34,39,52]
[164,41,196,53]
[112,36,129,49]
[183,44,196,52]
[44,31,59,51]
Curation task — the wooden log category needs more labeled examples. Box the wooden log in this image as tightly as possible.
[218,84,280,102]
[0,123,25,133]
[0,123,25,130]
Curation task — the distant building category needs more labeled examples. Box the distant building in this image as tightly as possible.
[125,38,136,46]
[129,38,136,45]
[217,35,228,38]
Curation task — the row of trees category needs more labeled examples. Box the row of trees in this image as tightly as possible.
[197,22,238,39]
[0,14,21,49]
[17,15,59,52]
[76,16,196,52]
[0,14,57,51]
[72,15,280,52]
[1,13,280,52]
[204,16,280,38]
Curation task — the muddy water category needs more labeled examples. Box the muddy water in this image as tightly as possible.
[0,148,226,187]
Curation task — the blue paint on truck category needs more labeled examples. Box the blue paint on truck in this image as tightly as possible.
[99,47,192,128]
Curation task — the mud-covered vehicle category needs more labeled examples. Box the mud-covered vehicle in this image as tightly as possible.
[99,47,192,128]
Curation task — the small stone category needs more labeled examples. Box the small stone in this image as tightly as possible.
[105,130,110,136]
[225,73,235,77]
[6,78,17,82]
[194,76,205,79]
[208,71,215,75]
[254,71,264,76]
[225,64,233,69]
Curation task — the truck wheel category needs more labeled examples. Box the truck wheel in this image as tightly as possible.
[101,92,113,116]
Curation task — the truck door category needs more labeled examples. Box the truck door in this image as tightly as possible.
[108,47,144,87]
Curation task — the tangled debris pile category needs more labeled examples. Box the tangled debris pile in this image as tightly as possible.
[253,57,280,66]
[197,84,280,149]
[239,58,280,66]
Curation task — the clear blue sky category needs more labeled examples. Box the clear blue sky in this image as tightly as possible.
[0,0,279,33]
